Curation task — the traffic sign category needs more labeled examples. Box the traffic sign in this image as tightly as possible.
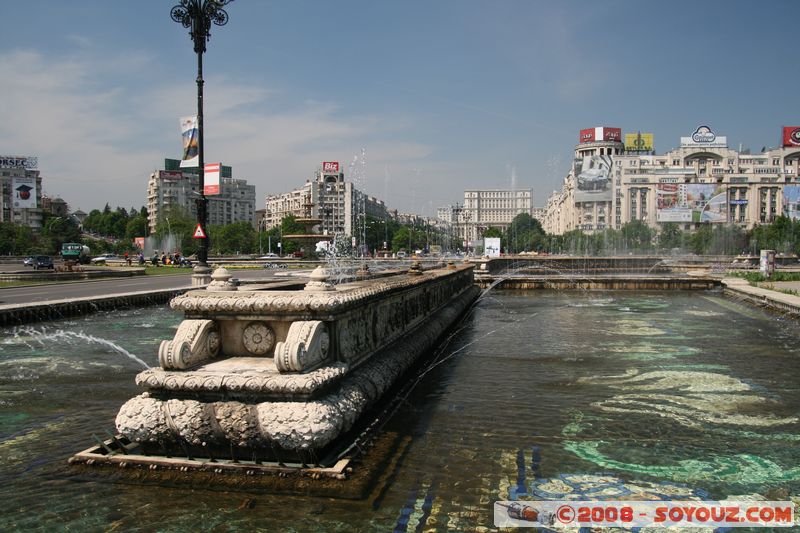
[193,224,206,239]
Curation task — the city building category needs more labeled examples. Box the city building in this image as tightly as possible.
[263,162,389,238]
[438,188,535,247]
[41,195,69,217]
[0,155,43,229]
[146,158,256,234]
[543,125,800,234]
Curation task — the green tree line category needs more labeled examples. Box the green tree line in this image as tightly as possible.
[4,206,800,258]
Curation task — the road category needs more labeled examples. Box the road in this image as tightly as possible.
[0,268,311,305]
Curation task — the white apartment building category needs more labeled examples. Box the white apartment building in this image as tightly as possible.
[543,125,800,234]
[146,159,256,234]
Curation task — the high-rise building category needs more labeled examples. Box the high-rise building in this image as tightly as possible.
[146,158,256,234]
[0,155,43,229]
[263,162,389,238]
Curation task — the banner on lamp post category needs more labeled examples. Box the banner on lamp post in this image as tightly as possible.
[179,115,199,168]
[204,162,221,195]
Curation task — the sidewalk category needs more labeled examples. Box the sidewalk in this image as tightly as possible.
[722,277,800,317]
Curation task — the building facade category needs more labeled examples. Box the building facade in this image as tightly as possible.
[439,188,534,247]
[146,159,256,234]
[543,125,800,235]
[0,155,43,229]
[263,162,389,238]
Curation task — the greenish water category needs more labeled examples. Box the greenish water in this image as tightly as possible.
[0,292,798,531]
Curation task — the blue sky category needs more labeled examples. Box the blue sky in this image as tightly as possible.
[1,1,799,216]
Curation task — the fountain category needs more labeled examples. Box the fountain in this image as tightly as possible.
[70,262,480,495]
[281,194,328,258]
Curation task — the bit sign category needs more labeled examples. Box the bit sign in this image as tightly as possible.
[322,161,339,174]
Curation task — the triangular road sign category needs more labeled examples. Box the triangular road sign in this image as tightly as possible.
[193,224,206,239]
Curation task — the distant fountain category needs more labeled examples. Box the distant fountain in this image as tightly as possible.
[143,232,181,258]
[281,194,328,258]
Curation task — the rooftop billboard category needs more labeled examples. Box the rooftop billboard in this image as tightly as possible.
[680,125,727,148]
[624,133,654,152]
[782,127,800,148]
[579,127,622,144]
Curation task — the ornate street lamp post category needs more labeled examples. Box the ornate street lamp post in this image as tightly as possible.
[170,0,232,278]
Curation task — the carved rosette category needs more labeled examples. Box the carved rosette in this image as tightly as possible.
[242,321,275,356]
[158,319,220,370]
[274,321,330,373]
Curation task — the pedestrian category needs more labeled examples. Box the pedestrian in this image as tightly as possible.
[138,252,145,265]
[161,253,167,266]
[124,251,131,266]
[152,252,159,266]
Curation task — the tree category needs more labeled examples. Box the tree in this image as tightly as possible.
[41,214,82,253]
[505,213,546,253]
[689,224,713,254]
[620,220,653,251]
[209,222,255,255]
[658,223,684,251]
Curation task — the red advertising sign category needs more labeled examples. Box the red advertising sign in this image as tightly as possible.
[579,127,622,143]
[602,127,622,141]
[160,170,183,181]
[783,126,800,147]
[322,161,340,174]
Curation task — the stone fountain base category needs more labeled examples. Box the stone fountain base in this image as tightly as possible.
[71,263,479,495]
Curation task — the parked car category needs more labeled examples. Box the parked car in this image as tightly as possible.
[23,256,34,267]
[258,253,279,259]
[91,254,119,264]
[33,255,54,270]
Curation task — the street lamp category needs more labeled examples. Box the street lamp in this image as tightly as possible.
[170,0,232,274]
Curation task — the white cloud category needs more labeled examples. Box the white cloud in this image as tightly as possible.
[0,49,434,213]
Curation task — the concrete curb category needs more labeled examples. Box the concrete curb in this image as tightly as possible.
[722,277,800,318]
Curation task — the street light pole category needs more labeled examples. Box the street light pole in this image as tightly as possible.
[170,0,232,278]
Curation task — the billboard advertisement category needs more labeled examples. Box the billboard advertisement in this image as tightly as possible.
[484,237,501,257]
[0,155,37,169]
[322,161,340,174]
[574,155,614,202]
[680,125,727,148]
[579,127,621,144]
[179,115,199,168]
[783,185,800,220]
[12,176,37,208]
[782,127,800,147]
[656,183,727,223]
[624,133,654,152]
[159,170,183,181]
